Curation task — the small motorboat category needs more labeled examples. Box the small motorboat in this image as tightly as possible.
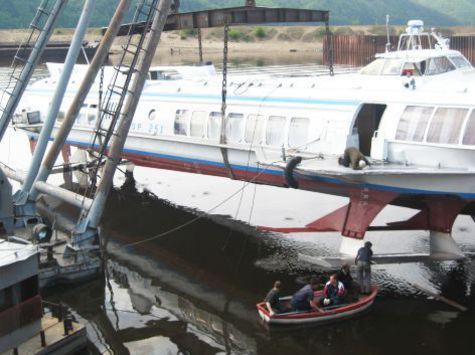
[257,286,378,325]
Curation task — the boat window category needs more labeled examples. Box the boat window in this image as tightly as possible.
[174,109,190,136]
[360,58,385,75]
[245,114,264,144]
[395,106,433,142]
[450,55,472,69]
[288,117,310,148]
[427,108,468,144]
[207,112,222,140]
[462,111,475,145]
[425,57,456,75]
[266,116,287,146]
[20,275,38,301]
[77,104,88,125]
[190,111,207,138]
[402,62,423,76]
[226,113,245,143]
[381,59,403,75]
[88,104,97,124]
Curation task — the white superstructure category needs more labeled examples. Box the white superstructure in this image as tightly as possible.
[12,21,475,255]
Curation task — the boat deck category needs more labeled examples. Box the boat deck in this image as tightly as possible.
[270,158,475,176]
[0,316,87,355]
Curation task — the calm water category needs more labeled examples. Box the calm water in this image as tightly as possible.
[1,61,475,355]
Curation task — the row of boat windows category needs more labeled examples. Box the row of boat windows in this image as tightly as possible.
[170,109,310,147]
[64,105,312,148]
[361,55,471,76]
[395,106,475,145]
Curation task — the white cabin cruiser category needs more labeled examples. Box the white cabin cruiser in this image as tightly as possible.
[14,21,475,258]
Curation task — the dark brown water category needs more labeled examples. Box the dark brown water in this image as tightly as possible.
[37,172,475,355]
[1,63,475,354]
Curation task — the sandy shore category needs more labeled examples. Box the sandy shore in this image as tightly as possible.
[1,24,474,66]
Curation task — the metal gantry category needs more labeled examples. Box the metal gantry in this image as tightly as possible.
[15,0,98,216]
[0,0,67,235]
[72,0,174,247]
[0,0,67,142]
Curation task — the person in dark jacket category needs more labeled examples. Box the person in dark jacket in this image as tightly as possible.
[264,281,283,315]
[337,263,358,301]
[355,241,373,294]
[336,264,353,289]
[291,277,320,312]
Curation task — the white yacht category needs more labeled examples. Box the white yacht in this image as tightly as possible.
[14,20,475,257]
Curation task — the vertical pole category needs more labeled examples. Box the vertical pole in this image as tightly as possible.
[77,0,173,235]
[29,0,132,200]
[197,28,203,64]
[325,20,334,76]
[40,330,46,347]
[0,0,67,142]
[18,0,97,203]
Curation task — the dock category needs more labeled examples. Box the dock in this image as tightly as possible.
[0,315,87,355]
[0,41,99,65]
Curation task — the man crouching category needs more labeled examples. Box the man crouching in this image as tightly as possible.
[320,274,345,307]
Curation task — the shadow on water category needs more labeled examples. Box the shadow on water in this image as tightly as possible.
[41,175,475,355]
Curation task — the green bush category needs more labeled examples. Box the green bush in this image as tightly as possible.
[179,28,198,40]
[228,29,244,41]
[313,26,331,38]
[254,26,266,39]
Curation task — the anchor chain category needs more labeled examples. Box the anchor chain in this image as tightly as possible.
[220,22,235,180]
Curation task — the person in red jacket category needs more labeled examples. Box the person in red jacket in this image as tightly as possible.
[321,274,345,307]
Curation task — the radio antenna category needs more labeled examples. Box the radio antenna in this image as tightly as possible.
[385,14,391,52]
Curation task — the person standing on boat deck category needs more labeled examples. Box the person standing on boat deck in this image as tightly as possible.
[265,281,283,315]
[290,277,320,312]
[355,241,373,294]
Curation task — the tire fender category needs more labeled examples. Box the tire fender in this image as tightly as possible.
[284,156,302,189]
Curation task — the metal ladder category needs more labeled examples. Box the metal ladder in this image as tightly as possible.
[83,0,160,190]
[0,0,67,142]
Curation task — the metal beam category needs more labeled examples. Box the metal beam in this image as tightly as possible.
[107,6,330,36]
[34,182,93,211]
[16,0,97,205]
[73,0,173,246]
[29,0,132,201]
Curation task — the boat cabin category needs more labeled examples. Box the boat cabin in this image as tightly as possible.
[0,237,42,353]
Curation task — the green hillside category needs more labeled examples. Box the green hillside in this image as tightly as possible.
[0,0,473,29]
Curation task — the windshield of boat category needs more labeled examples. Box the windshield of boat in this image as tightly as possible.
[360,58,405,76]
[361,55,471,76]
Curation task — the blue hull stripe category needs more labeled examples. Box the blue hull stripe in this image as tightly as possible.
[29,133,475,199]
[27,88,359,107]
